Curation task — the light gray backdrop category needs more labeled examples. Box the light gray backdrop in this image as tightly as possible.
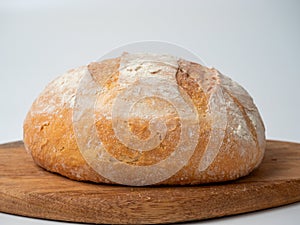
[0,0,299,143]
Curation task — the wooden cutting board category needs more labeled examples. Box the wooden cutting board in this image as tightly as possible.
[0,140,299,224]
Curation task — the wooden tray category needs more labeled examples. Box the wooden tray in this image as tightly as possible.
[0,140,299,224]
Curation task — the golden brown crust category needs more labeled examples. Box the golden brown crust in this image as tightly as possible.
[23,55,265,185]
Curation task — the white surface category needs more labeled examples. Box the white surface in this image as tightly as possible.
[1,203,300,225]
[0,0,299,224]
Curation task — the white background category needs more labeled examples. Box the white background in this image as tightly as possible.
[1,0,300,144]
[0,0,299,224]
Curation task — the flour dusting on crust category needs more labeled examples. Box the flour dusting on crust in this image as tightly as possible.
[30,67,86,116]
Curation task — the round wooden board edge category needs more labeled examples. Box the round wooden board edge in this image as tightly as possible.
[0,139,300,224]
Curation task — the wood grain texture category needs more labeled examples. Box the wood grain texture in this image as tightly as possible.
[0,140,299,224]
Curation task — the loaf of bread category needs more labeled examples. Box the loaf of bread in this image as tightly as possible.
[23,53,266,186]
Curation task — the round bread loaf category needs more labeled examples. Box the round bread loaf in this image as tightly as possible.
[23,53,266,186]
